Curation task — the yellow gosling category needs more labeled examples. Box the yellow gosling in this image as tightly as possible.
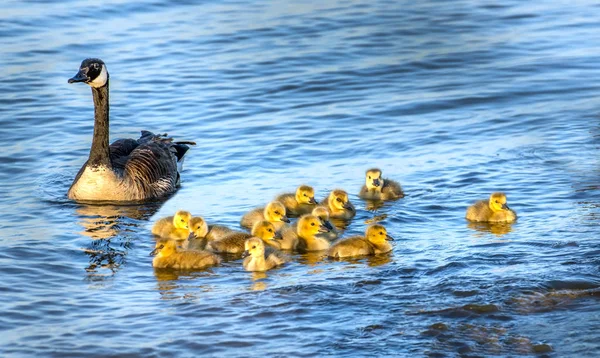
[240,201,290,231]
[242,237,287,272]
[328,224,394,258]
[359,168,404,201]
[294,214,331,252]
[151,210,192,241]
[310,206,338,241]
[466,192,517,223]
[150,240,221,270]
[275,185,318,217]
[206,224,235,242]
[185,216,210,250]
[322,189,356,220]
[207,220,282,254]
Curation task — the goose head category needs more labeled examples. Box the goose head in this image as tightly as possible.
[295,185,317,204]
[328,189,353,211]
[297,214,330,238]
[251,220,281,242]
[149,240,177,258]
[365,168,383,190]
[263,201,290,223]
[488,192,510,212]
[311,206,334,231]
[242,237,265,259]
[68,58,109,88]
[189,216,209,238]
[365,224,394,245]
[172,210,192,230]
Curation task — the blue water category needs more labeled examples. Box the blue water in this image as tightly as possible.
[1,0,600,356]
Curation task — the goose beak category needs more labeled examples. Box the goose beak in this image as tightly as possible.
[273,232,283,240]
[343,202,354,211]
[68,69,89,84]
[323,220,334,231]
[318,224,330,233]
[502,204,510,210]
[149,244,164,256]
[385,235,394,241]
[309,197,318,204]
[373,179,381,187]
[242,250,250,258]
[281,216,291,223]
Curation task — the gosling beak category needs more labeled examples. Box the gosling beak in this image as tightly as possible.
[323,220,334,231]
[187,232,198,241]
[343,202,354,211]
[373,179,381,187]
[385,235,394,241]
[281,216,291,223]
[273,232,283,240]
[241,250,250,258]
[318,224,330,233]
[309,197,318,205]
[68,69,90,84]
[502,204,510,210]
[149,244,164,256]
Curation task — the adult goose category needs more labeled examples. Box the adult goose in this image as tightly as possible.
[67,58,193,201]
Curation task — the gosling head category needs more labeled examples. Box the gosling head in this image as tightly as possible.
[295,185,317,205]
[365,224,394,244]
[251,220,282,241]
[172,210,192,230]
[298,214,330,237]
[488,192,510,212]
[68,58,109,88]
[365,168,383,190]
[242,237,265,259]
[189,216,209,238]
[149,240,177,257]
[264,201,290,223]
[328,189,353,211]
[311,206,334,231]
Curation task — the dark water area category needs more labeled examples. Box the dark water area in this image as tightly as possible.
[1,0,600,356]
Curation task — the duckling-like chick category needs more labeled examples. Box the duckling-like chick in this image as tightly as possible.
[359,168,404,201]
[466,192,517,223]
[151,210,192,240]
[322,189,356,220]
[185,216,210,250]
[206,224,235,242]
[275,185,318,217]
[208,220,282,254]
[242,237,287,271]
[150,240,221,269]
[328,224,394,258]
[294,214,332,252]
[240,201,290,231]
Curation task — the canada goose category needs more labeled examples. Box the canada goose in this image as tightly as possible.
[322,189,356,220]
[242,237,287,272]
[294,214,331,252]
[283,206,337,243]
[207,220,282,254]
[151,210,192,241]
[150,240,221,269]
[185,216,210,250]
[328,224,394,258]
[275,185,318,217]
[240,201,290,231]
[466,192,517,223]
[359,168,404,201]
[67,58,194,201]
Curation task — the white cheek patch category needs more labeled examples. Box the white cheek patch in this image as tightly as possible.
[89,65,108,88]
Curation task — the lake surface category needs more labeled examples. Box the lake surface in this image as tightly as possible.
[1,0,600,356]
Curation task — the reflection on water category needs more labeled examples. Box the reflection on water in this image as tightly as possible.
[467,221,514,237]
[249,271,268,291]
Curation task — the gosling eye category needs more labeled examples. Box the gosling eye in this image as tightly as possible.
[274,211,280,215]
[379,231,383,235]
[368,176,371,179]
[311,222,315,226]
[252,246,256,249]
[495,200,499,203]
[336,198,342,202]
[268,229,273,232]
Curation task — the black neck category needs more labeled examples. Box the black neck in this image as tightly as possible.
[88,80,111,168]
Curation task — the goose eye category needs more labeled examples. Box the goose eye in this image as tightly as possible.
[252,246,256,249]
[368,176,371,179]
[311,222,315,226]
[336,198,342,202]
[274,211,280,215]
[495,200,499,203]
[268,229,273,232]
[379,231,383,235]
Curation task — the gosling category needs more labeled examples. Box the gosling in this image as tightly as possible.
[150,240,221,270]
[208,220,282,254]
[275,185,318,217]
[283,206,337,242]
[466,192,517,223]
[321,189,356,220]
[240,201,290,231]
[328,224,394,258]
[185,216,210,250]
[359,168,404,201]
[294,214,331,252]
[151,210,192,241]
[242,237,288,272]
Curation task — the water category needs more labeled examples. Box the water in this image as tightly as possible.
[1,0,600,356]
